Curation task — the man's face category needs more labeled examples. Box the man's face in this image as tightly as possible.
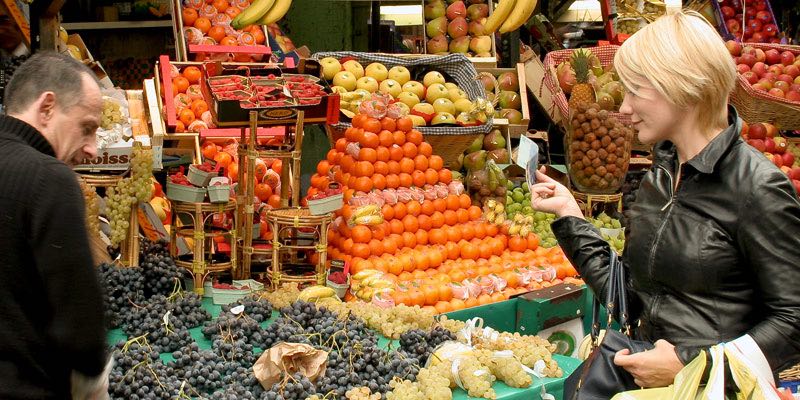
[48,75,102,166]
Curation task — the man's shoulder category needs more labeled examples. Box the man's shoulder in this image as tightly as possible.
[0,139,75,190]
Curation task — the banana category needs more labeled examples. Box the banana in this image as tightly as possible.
[499,0,538,33]
[484,0,517,34]
[257,0,292,25]
[352,204,380,219]
[231,0,276,29]
[315,296,342,305]
[353,270,382,281]
[298,285,336,301]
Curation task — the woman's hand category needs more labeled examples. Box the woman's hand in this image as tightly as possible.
[529,168,584,219]
[613,339,684,388]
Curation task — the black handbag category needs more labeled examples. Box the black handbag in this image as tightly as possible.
[563,250,654,400]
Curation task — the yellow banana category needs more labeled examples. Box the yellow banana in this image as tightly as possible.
[257,0,292,25]
[231,0,276,29]
[484,0,517,34]
[352,204,380,219]
[298,285,336,301]
[353,270,382,281]
[499,0,538,33]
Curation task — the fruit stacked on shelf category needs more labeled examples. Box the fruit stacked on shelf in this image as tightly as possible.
[717,0,782,43]
[423,0,492,56]
[588,212,625,253]
[309,109,580,312]
[318,58,486,127]
[499,183,559,248]
[741,122,800,196]
[105,145,154,246]
[613,0,665,35]
[556,49,625,112]
[727,41,800,102]
[162,65,212,133]
[457,130,510,207]
[478,71,524,124]
[179,0,271,62]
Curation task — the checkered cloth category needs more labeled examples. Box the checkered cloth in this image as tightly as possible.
[311,52,493,136]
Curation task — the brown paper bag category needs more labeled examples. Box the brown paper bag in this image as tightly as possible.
[253,343,328,389]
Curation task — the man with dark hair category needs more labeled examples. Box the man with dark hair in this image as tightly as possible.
[0,52,108,399]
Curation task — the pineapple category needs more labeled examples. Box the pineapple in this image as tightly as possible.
[568,49,596,110]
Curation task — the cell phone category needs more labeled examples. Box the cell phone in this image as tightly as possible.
[525,141,540,188]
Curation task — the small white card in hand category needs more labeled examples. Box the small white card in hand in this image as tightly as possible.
[520,136,540,187]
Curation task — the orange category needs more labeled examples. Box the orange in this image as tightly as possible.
[201,142,218,159]
[406,200,421,217]
[509,236,527,252]
[212,0,229,12]
[369,239,384,257]
[422,285,439,305]
[381,204,395,221]
[415,229,428,246]
[396,117,413,133]
[412,170,426,187]
[431,211,445,228]
[398,173,413,188]
[393,202,407,220]
[316,160,331,176]
[190,99,208,118]
[392,130,406,145]
[390,219,405,235]
[414,155,429,171]
[358,147,377,163]
[352,225,372,244]
[335,138,348,152]
[439,169,453,184]
[418,142,433,157]
[220,36,238,46]
[456,209,470,224]
[173,76,190,93]
[373,160,390,175]
[193,17,211,33]
[372,174,387,190]
[175,121,185,133]
[448,268,466,282]
[378,131,394,147]
[179,108,196,126]
[399,158,415,174]
[182,8,198,26]
[354,161,373,177]
[458,194,472,209]
[473,223,486,239]
[429,155,443,170]
[479,243,493,260]
[402,215,419,233]
[443,210,458,226]
[386,174,400,189]
[461,243,479,260]
[433,199,447,213]
[491,292,507,303]
[429,229,447,245]
[183,66,202,84]
[389,146,404,162]
[527,233,540,250]
[387,160,401,175]
[460,224,475,241]
[445,194,460,211]
[446,226,462,243]
[435,301,452,314]
[364,118,382,134]
[207,25,227,43]
[250,27,265,44]
[383,238,398,255]
[360,131,380,148]
[402,232,417,249]
[407,129,423,145]
[352,114,368,129]
[375,147,390,162]
[486,223,499,237]
[425,169,439,185]
[402,142,418,158]
[478,294,492,305]
[381,117,397,132]
[468,205,482,220]
[408,289,425,307]
[352,243,371,259]
[354,176,373,192]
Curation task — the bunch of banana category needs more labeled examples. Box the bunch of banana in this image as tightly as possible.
[231,0,292,29]
[298,285,338,302]
[336,89,372,117]
[351,270,394,302]
[350,204,384,226]
[483,0,539,34]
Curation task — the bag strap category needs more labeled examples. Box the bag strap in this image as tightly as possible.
[590,248,622,345]
[613,251,632,336]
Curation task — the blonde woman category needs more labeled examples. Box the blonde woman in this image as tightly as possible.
[531,11,800,389]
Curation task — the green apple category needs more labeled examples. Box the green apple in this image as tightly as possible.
[409,115,427,126]
[423,71,446,87]
[356,76,379,93]
[448,87,468,101]
[364,62,388,82]
[402,81,426,99]
[444,82,459,90]
[379,79,403,98]
[330,86,348,94]
[397,91,420,108]
[432,97,456,115]
[425,83,450,103]
[454,98,473,114]
[333,71,357,91]
[319,57,342,81]
[342,60,364,79]
[388,66,411,85]
[411,102,436,123]
[431,112,456,125]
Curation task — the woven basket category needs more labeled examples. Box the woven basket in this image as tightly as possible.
[542,45,633,127]
[729,44,800,129]
[779,363,800,381]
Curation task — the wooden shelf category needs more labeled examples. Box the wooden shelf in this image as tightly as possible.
[61,20,173,30]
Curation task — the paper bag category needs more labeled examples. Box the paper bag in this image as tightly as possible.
[253,342,328,389]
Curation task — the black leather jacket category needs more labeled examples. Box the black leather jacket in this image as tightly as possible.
[553,107,800,373]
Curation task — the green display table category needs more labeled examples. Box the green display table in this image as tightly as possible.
[108,297,580,399]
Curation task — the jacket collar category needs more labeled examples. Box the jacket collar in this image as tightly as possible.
[0,115,56,157]
[653,106,741,174]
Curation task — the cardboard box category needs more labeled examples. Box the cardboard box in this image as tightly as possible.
[524,54,563,125]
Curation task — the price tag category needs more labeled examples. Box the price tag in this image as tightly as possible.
[230,305,245,315]
[162,310,172,326]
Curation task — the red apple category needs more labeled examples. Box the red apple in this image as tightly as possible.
[765,49,782,65]
[745,7,759,19]
[742,71,759,84]
[790,84,800,92]
[764,123,779,138]
[769,88,786,98]
[749,123,767,139]
[792,180,800,195]
[726,40,743,56]
[773,154,784,168]
[768,64,784,75]
[786,90,800,102]
[748,138,766,151]
[742,46,756,56]
[770,38,782,44]
[791,167,800,180]
[765,137,776,152]
[781,165,793,176]
[756,10,772,24]
[721,6,735,18]
[763,24,779,37]
[785,65,800,79]
[774,137,788,154]
[763,73,778,83]
[795,75,800,84]
[757,78,774,89]
[736,64,751,74]
[752,61,768,76]
[782,152,795,167]
[774,80,791,92]
[753,82,770,92]
[751,32,766,43]
[726,19,741,34]
[778,74,794,84]
[781,51,796,66]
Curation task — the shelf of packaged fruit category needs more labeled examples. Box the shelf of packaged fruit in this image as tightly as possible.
[60,20,173,30]
[106,295,581,400]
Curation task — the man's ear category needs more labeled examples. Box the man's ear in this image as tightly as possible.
[37,91,57,123]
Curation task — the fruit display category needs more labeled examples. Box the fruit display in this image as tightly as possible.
[318,57,487,127]
[740,122,800,196]
[105,145,154,246]
[465,156,510,206]
[727,41,800,103]
[178,0,272,62]
[588,212,625,253]
[100,97,127,130]
[499,183,560,248]
[613,0,665,35]
[556,49,625,112]
[477,69,527,126]
[483,0,538,35]
[566,102,635,194]
[715,0,782,43]
[423,0,492,56]
[160,64,214,133]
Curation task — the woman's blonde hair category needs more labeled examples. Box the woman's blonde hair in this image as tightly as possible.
[614,10,737,132]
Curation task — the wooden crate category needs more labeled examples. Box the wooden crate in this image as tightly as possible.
[420,0,498,68]
[523,54,563,125]
[477,63,530,138]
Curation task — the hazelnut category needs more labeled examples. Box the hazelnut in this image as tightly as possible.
[598,178,608,189]
[587,149,598,159]
[589,175,601,185]
[570,142,582,151]
[598,109,609,119]
[596,126,609,137]
[585,133,597,143]
[574,129,585,140]
[597,148,608,159]
[581,122,592,133]
[596,166,607,176]
[616,158,626,168]
[615,136,626,146]
[592,158,602,168]
[605,173,615,182]
[606,164,617,174]
[580,142,590,152]
[574,150,585,159]
[608,154,618,164]
[607,143,617,153]
[573,160,584,170]
[574,169,585,178]
[585,166,595,176]
[615,148,625,157]
[591,140,601,150]
[590,119,602,130]
[577,113,587,123]
[601,136,612,146]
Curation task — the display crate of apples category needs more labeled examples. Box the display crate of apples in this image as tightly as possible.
[173,0,272,62]
[611,0,666,37]
[741,121,800,197]
[422,0,497,66]
[306,100,580,312]
[476,65,530,137]
[726,41,800,128]
[712,0,784,43]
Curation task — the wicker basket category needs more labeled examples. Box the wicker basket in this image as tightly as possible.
[728,44,800,129]
[542,45,633,127]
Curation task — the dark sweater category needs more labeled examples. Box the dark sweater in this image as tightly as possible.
[0,116,106,399]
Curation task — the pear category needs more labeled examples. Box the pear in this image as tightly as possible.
[463,150,487,171]
[488,148,510,164]
[466,134,484,153]
[483,129,506,151]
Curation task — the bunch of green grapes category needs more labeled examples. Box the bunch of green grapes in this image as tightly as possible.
[324,301,435,339]
[345,387,381,400]
[788,142,800,167]
[615,18,642,35]
[259,283,301,308]
[78,178,100,233]
[532,211,558,248]
[106,145,153,246]
[101,99,125,130]
[387,377,425,400]
[643,0,666,15]
[387,362,453,400]
[472,332,562,378]
[454,354,496,399]
[474,349,532,388]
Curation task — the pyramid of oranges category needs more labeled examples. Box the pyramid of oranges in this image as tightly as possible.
[308,112,579,313]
